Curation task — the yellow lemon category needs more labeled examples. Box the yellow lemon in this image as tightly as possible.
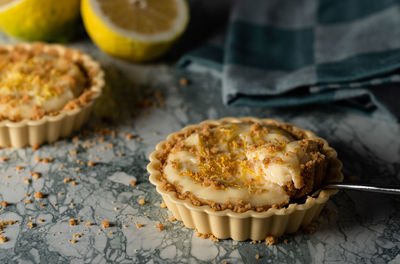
[81,0,189,62]
[0,0,81,42]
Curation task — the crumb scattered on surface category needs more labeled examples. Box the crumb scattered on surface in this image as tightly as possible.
[160,202,167,208]
[1,157,8,162]
[35,157,41,163]
[34,192,43,199]
[0,236,7,243]
[1,201,8,208]
[42,158,53,163]
[23,178,30,184]
[156,222,164,231]
[138,199,146,205]
[71,180,77,185]
[284,239,288,244]
[31,172,40,180]
[69,219,77,226]
[136,223,143,229]
[40,203,45,207]
[130,180,136,186]
[73,234,82,238]
[126,133,134,140]
[16,165,24,171]
[70,239,77,244]
[265,236,277,245]
[85,222,93,226]
[88,161,95,167]
[102,220,110,228]
[63,178,70,183]
[38,218,45,223]
[255,254,260,259]
[70,202,75,207]
[27,222,35,229]
[179,77,188,86]
[114,207,119,211]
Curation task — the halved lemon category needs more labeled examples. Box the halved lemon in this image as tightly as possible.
[0,0,80,42]
[81,0,189,62]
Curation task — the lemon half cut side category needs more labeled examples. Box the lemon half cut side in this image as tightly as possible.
[81,0,189,62]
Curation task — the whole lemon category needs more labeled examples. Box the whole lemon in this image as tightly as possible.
[0,0,81,42]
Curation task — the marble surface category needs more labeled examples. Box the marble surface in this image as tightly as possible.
[0,36,399,264]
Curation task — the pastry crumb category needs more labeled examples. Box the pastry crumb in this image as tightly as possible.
[69,218,77,226]
[70,180,77,185]
[255,254,260,259]
[138,199,146,205]
[42,157,53,163]
[70,202,75,207]
[130,180,137,186]
[32,144,40,151]
[156,222,164,231]
[1,157,8,162]
[0,236,7,243]
[102,220,110,228]
[85,222,93,226]
[136,223,143,229]
[73,234,82,238]
[265,236,277,245]
[126,133,134,140]
[23,178,30,184]
[27,222,35,229]
[63,178,70,183]
[165,217,176,222]
[35,157,41,163]
[31,172,41,180]
[88,161,95,167]
[160,202,167,208]
[70,239,77,244]
[1,201,8,208]
[179,77,188,86]
[16,165,24,171]
[34,192,44,199]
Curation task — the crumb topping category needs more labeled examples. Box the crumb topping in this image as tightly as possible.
[0,44,99,122]
[157,121,331,212]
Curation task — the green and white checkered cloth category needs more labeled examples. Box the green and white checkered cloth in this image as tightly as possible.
[179,0,400,120]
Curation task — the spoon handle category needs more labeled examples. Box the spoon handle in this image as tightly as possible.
[324,183,400,195]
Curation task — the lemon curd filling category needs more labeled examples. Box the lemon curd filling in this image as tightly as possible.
[163,122,328,211]
[0,51,87,121]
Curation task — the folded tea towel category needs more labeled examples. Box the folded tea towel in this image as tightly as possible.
[179,0,400,120]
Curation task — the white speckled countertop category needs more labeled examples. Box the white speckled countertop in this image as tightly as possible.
[0,34,399,264]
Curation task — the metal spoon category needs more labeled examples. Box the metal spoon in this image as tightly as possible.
[290,182,400,205]
[312,182,400,197]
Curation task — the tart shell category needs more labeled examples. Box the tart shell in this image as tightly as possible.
[0,43,104,148]
[148,117,343,241]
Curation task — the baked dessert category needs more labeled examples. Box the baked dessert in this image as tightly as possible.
[148,117,343,241]
[0,43,104,148]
